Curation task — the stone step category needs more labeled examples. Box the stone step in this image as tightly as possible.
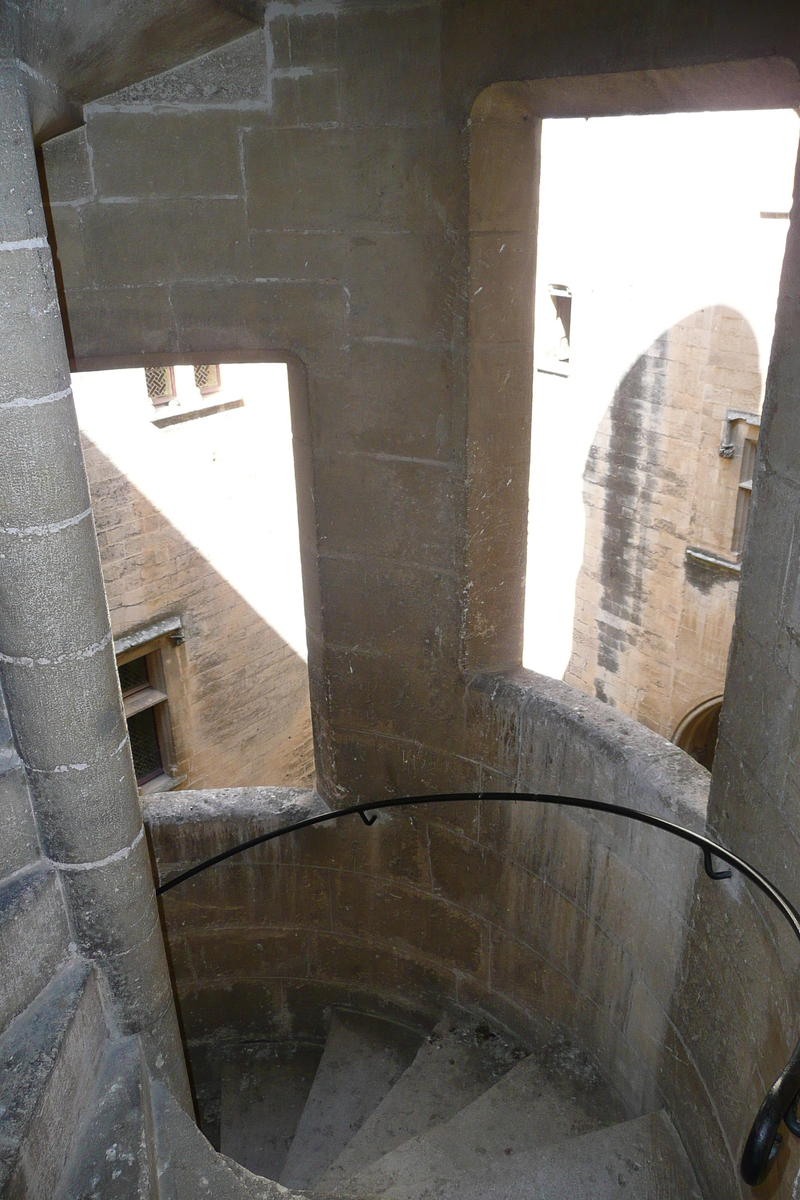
[0,960,109,1198]
[53,1035,152,1199]
[341,1035,629,1200]
[220,1042,324,1180]
[342,1110,700,1200]
[315,1016,527,1193]
[0,860,71,1035]
[149,1075,263,1199]
[221,1153,296,1200]
[499,1109,703,1199]
[278,1012,424,1190]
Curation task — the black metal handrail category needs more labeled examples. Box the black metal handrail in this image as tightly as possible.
[155,791,800,1187]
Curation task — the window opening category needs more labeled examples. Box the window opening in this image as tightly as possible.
[145,365,176,406]
[732,435,758,556]
[194,364,222,395]
[536,285,572,376]
[673,697,723,771]
[523,107,799,746]
[71,362,315,791]
[117,645,176,792]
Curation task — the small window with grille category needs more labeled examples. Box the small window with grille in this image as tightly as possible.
[732,435,758,557]
[144,366,177,406]
[194,364,222,396]
[117,647,179,792]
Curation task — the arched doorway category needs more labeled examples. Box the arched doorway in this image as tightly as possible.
[673,696,723,770]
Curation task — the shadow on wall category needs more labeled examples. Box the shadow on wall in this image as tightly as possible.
[82,436,315,790]
[564,307,761,743]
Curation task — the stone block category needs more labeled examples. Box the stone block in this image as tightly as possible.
[42,126,94,204]
[298,73,338,128]
[0,247,70,404]
[657,1018,738,1197]
[322,649,463,748]
[307,932,454,1013]
[311,341,457,462]
[469,232,534,345]
[179,978,283,1040]
[187,928,308,980]
[318,555,459,664]
[297,809,431,889]
[243,124,466,235]
[348,233,461,342]
[269,71,340,127]
[0,864,70,1034]
[424,797,482,839]
[164,860,331,931]
[251,231,347,281]
[324,728,479,804]
[87,112,243,198]
[83,198,250,286]
[289,14,338,68]
[427,823,509,924]
[268,15,291,69]
[107,30,268,105]
[65,284,179,359]
[168,280,346,354]
[337,6,440,125]
[467,344,533,456]
[0,391,91,528]
[470,106,539,233]
[0,767,41,879]
[49,206,90,291]
[0,73,49,242]
[314,453,457,568]
[330,870,488,978]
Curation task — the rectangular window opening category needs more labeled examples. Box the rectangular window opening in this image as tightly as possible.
[72,362,315,793]
[523,107,799,767]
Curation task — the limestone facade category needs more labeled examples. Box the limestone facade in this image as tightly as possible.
[73,364,314,791]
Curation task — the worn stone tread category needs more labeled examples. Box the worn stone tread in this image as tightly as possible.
[370,1110,699,1200]
[315,1016,527,1193]
[0,859,70,1036]
[221,1153,296,1200]
[279,1012,424,1190]
[220,1042,324,1180]
[0,960,107,1197]
[53,1035,151,1199]
[342,1036,629,1200]
[149,1076,258,1200]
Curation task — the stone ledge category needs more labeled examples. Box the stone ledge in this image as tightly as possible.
[143,785,326,827]
[469,668,710,833]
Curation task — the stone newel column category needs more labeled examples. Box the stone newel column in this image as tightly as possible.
[0,61,190,1108]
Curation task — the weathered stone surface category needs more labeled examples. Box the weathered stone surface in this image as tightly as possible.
[0,962,106,1198]
[280,1012,422,1189]
[317,1016,527,1190]
[41,127,94,205]
[0,864,70,1035]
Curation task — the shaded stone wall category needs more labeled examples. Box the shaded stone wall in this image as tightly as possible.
[42,6,466,798]
[709,147,800,911]
[146,675,800,1197]
[33,8,800,1194]
[41,5,800,806]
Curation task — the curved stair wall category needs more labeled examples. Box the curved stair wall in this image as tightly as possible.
[145,671,800,1197]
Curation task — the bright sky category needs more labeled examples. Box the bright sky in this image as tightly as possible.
[523,108,800,679]
[71,362,308,660]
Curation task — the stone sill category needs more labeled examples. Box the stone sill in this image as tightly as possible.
[685,546,741,573]
[139,772,187,797]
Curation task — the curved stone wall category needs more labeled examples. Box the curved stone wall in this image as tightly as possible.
[145,672,799,1197]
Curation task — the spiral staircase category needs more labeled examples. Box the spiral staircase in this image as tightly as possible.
[0,880,702,1200]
